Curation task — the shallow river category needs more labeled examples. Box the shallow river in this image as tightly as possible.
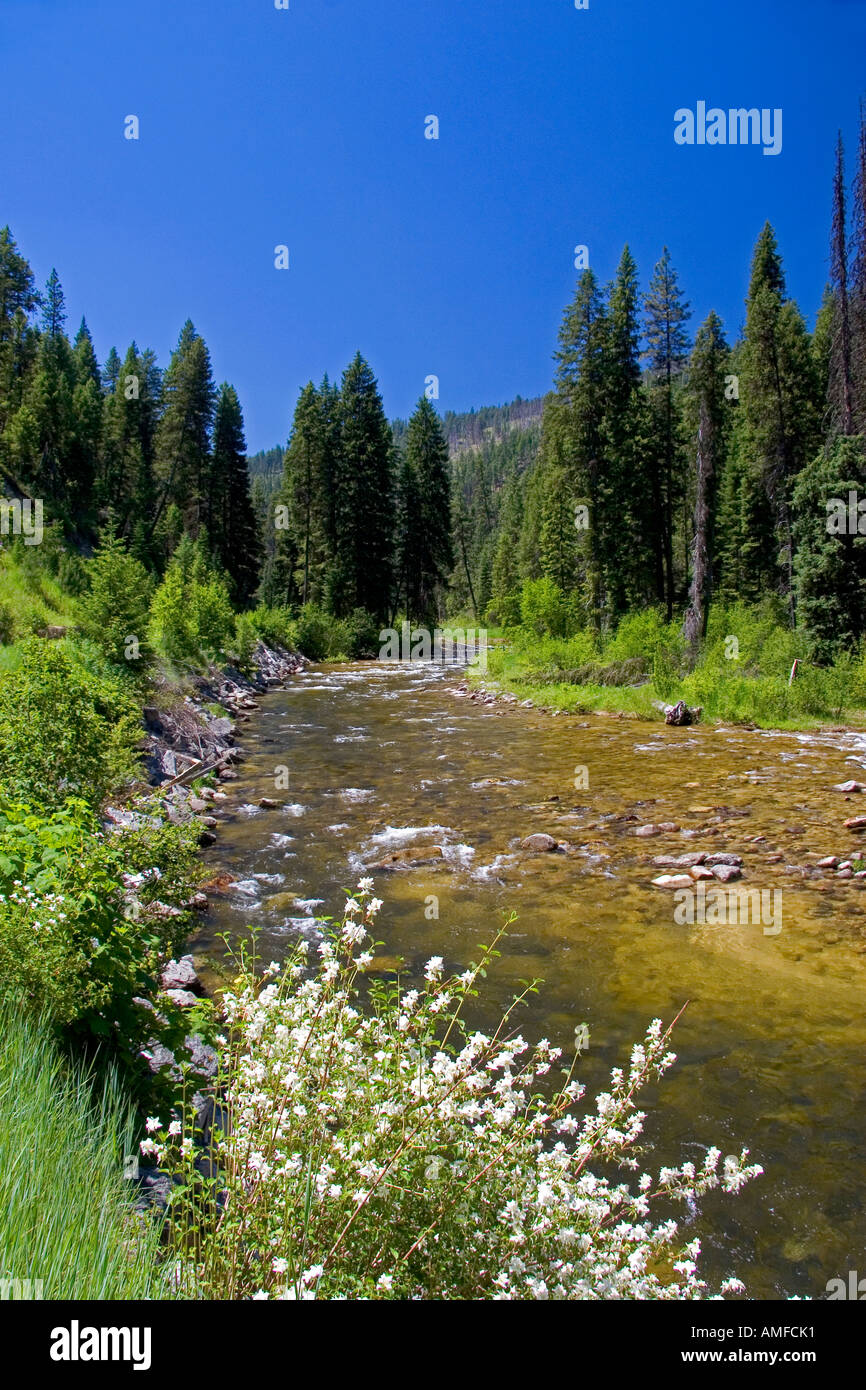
[197,660,866,1299]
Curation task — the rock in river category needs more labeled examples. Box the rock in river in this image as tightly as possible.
[521,833,559,853]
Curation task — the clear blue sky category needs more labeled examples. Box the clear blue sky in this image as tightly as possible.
[1,0,864,452]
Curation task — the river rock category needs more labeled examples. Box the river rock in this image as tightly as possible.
[711,864,742,883]
[218,768,238,782]
[189,796,209,813]
[652,874,694,889]
[161,955,200,992]
[258,797,280,809]
[834,781,866,793]
[704,853,744,867]
[837,868,854,879]
[689,865,716,881]
[162,988,198,1009]
[147,900,184,919]
[265,891,299,912]
[844,815,866,831]
[521,833,558,852]
[184,892,209,911]
[198,830,217,847]
[816,856,839,869]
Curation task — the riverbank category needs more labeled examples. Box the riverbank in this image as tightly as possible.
[464,635,866,732]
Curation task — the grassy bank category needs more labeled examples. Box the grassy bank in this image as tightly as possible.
[465,599,866,730]
[0,1002,169,1299]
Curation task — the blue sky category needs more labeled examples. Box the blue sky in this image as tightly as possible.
[1,0,865,452]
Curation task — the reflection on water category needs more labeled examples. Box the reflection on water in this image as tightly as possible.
[197,660,866,1299]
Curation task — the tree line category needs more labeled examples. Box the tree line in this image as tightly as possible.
[3,105,866,659]
[456,108,866,660]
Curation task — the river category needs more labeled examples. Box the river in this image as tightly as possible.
[196,658,866,1300]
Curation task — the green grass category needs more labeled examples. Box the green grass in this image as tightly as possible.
[471,611,866,730]
[0,550,75,643]
[0,1001,170,1299]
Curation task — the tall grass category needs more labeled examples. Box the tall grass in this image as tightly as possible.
[0,1001,169,1299]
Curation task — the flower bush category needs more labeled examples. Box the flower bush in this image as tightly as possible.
[150,886,761,1300]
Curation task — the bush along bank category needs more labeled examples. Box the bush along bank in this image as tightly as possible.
[0,630,309,1220]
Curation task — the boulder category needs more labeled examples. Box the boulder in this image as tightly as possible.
[160,955,200,992]
[163,988,198,1009]
[521,833,558,852]
[663,701,703,726]
[711,864,742,883]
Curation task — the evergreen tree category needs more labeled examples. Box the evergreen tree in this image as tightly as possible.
[740,223,820,620]
[683,312,729,649]
[793,436,866,657]
[403,396,453,623]
[328,354,394,621]
[850,102,866,433]
[828,135,855,437]
[41,269,66,339]
[551,270,608,624]
[102,347,121,395]
[643,247,692,615]
[210,383,261,606]
[0,227,40,433]
[153,320,216,547]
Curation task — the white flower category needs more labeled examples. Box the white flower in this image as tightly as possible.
[424,956,444,981]
[272,1258,289,1275]
[145,1116,161,1133]
[168,1120,182,1137]
[357,877,374,892]
[376,1274,394,1292]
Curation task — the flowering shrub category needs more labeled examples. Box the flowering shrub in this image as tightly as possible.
[149,886,761,1300]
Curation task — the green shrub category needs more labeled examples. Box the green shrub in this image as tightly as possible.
[294,603,332,661]
[519,577,573,639]
[148,540,235,663]
[78,534,154,669]
[0,599,14,645]
[0,796,199,1065]
[0,639,140,809]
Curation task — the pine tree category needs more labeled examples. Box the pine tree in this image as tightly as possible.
[153,320,216,547]
[404,396,453,623]
[102,347,121,395]
[828,135,855,437]
[851,102,866,433]
[793,436,866,657]
[0,227,40,433]
[683,312,729,650]
[210,383,261,606]
[601,246,644,617]
[551,270,607,624]
[279,382,334,608]
[41,269,66,339]
[328,354,394,621]
[740,223,820,620]
[643,247,692,616]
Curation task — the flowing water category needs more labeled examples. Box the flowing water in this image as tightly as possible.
[196,660,866,1299]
